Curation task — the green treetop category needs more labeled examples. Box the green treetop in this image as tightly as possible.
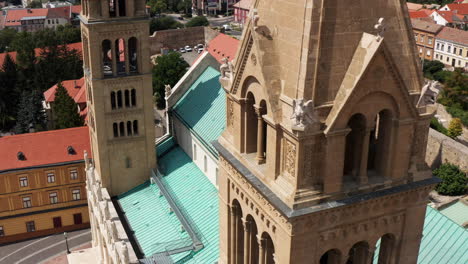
[52,82,84,129]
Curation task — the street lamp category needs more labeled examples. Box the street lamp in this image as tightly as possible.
[64,232,71,254]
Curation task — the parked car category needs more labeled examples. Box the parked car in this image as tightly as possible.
[179,48,186,53]
[223,24,231,31]
[185,46,192,52]
[178,16,184,20]
[196,44,204,49]
[197,48,204,54]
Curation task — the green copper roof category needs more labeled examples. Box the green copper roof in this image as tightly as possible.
[373,206,468,264]
[173,66,225,156]
[439,200,468,227]
[118,145,219,263]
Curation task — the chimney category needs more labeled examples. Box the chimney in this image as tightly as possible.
[74,80,78,88]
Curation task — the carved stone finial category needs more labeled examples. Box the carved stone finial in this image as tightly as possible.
[220,57,233,80]
[250,9,260,31]
[164,84,172,98]
[290,99,319,131]
[121,241,130,264]
[374,17,385,41]
[417,80,442,107]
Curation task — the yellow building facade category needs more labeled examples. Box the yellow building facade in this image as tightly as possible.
[0,127,90,244]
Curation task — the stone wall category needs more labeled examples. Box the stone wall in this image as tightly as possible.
[425,128,468,171]
[149,27,219,55]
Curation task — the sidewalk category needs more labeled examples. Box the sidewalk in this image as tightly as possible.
[42,243,92,264]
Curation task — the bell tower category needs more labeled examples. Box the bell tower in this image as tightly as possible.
[80,0,155,196]
[215,0,439,263]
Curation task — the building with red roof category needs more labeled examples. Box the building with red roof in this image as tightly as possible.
[0,126,91,243]
[206,33,239,63]
[440,3,468,15]
[0,42,82,68]
[431,10,466,28]
[433,26,468,70]
[43,77,87,129]
[233,0,252,25]
[3,5,81,32]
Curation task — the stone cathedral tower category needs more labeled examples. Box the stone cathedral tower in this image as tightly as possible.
[80,0,155,196]
[215,1,439,264]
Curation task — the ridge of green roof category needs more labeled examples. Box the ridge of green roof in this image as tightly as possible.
[173,66,225,156]
[118,146,219,263]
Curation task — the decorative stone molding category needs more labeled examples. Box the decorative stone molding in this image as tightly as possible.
[227,98,235,128]
[164,84,172,99]
[374,18,386,42]
[283,140,296,177]
[417,80,442,107]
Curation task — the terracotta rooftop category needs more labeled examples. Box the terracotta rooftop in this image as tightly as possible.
[436,26,468,45]
[0,126,90,172]
[44,77,86,104]
[446,3,468,15]
[407,2,424,11]
[207,33,239,63]
[434,10,465,23]
[409,10,433,19]
[0,42,82,68]
[233,0,252,10]
[4,8,49,26]
[411,19,443,34]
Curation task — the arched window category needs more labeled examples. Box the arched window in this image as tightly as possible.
[231,200,244,263]
[109,0,116,17]
[343,114,366,183]
[102,40,113,76]
[127,121,132,136]
[111,91,116,109]
[113,123,118,137]
[133,120,139,135]
[117,90,123,108]
[376,234,395,264]
[118,0,126,16]
[115,39,126,75]
[320,249,341,264]
[246,215,259,264]
[124,90,130,107]
[367,110,393,179]
[258,100,267,163]
[245,92,257,153]
[261,232,275,264]
[346,241,369,264]
[119,122,125,137]
[128,37,138,73]
[131,89,136,106]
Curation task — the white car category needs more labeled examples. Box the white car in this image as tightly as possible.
[197,48,204,54]
[185,46,192,52]
[179,48,186,53]
[197,44,204,49]
[223,24,232,31]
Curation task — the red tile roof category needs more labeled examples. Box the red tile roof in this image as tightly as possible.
[409,10,433,19]
[207,33,239,63]
[407,2,424,11]
[0,126,90,172]
[71,5,82,14]
[433,10,464,23]
[446,3,468,15]
[5,8,49,26]
[436,26,468,46]
[0,42,82,68]
[44,77,86,104]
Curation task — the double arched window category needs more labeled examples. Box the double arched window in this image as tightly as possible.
[111,89,137,110]
[102,37,139,77]
[113,120,139,138]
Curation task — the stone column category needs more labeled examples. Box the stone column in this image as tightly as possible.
[111,42,117,77]
[359,129,372,185]
[101,0,110,18]
[230,205,237,264]
[124,39,130,75]
[242,218,251,264]
[257,235,265,264]
[254,106,265,164]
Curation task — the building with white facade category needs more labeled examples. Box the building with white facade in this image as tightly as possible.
[433,26,468,70]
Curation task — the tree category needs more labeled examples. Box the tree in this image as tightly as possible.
[0,28,18,53]
[11,32,36,70]
[27,0,42,8]
[150,16,183,34]
[149,0,167,16]
[52,83,84,129]
[152,52,189,109]
[0,54,18,130]
[447,118,463,139]
[186,16,209,27]
[14,90,46,134]
[434,163,467,196]
[423,60,444,79]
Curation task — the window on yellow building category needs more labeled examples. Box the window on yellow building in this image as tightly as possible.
[428,37,433,45]
[49,192,58,204]
[70,169,78,180]
[0,226,4,236]
[72,189,81,200]
[22,197,32,208]
[414,33,418,41]
[19,177,28,187]
[47,172,55,183]
[26,221,35,232]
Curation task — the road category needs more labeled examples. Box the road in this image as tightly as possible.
[0,228,91,264]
